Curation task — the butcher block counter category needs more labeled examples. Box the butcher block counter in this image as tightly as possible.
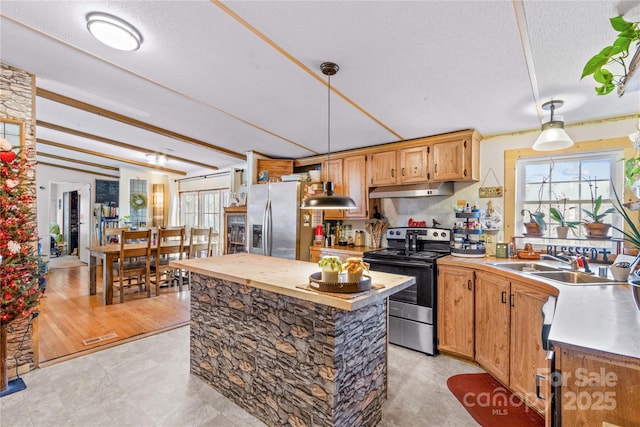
[171,253,415,427]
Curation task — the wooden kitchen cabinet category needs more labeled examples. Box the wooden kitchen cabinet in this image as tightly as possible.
[369,146,429,186]
[399,145,429,183]
[437,266,475,359]
[475,271,511,385]
[322,155,369,220]
[369,150,397,186]
[509,280,554,414]
[343,155,368,219]
[430,134,479,182]
[554,344,640,426]
[322,158,344,220]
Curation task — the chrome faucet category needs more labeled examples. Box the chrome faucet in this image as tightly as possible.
[540,254,579,271]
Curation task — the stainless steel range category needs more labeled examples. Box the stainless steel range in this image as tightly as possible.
[363,227,451,355]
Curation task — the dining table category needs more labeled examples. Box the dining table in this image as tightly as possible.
[89,241,189,305]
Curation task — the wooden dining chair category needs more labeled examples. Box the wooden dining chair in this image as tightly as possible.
[151,227,185,295]
[104,226,128,245]
[187,227,214,288]
[112,229,152,303]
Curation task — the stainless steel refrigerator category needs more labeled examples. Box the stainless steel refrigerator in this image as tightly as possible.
[248,181,313,261]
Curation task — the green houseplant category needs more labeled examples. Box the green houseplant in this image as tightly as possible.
[582,178,616,238]
[581,16,640,96]
[521,208,546,236]
[549,196,580,238]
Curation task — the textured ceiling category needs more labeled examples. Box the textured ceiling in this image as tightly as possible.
[1,1,639,177]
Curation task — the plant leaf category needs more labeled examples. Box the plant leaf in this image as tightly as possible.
[613,36,631,52]
[595,83,615,95]
[581,54,609,78]
[594,68,613,84]
[610,16,632,32]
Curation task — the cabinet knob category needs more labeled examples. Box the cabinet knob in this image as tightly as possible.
[391,168,395,178]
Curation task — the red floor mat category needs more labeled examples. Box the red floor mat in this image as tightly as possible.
[447,373,545,427]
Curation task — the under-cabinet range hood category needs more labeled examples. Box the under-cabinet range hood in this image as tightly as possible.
[369,181,454,199]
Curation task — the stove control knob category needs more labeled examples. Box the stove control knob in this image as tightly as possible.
[441,232,447,238]
[395,230,401,236]
[432,231,438,237]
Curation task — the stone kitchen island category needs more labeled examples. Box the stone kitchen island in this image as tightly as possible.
[170,253,415,427]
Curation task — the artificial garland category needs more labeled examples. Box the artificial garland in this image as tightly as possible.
[0,138,43,325]
[130,193,147,210]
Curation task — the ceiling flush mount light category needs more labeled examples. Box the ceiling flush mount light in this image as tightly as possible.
[532,100,574,151]
[86,12,142,51]
[146,153,167,166]
[301,62,357,210]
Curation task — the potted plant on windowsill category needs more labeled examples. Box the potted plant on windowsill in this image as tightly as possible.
[521,209,546,237]
[549,196,580,239]
[582,179,616,238]
[581,16,640,96]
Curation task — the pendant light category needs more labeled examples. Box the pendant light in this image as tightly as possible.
[301,62,357,210]
[532,100,574,151]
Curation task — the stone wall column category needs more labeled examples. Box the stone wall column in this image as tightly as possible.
[1,62,38,375]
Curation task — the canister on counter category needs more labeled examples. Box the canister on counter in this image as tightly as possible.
[496,242,510,258]
[354,230,365,247]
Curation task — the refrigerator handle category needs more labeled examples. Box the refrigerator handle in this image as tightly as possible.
[262,199,268,254]
[266,199,272,256]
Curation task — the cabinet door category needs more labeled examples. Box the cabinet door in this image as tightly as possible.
[309,247,321,263]
[369,151,397,186]
[437,266,475,358]
[343,155,368,219]
[431,139,468,181]
[475,271,511,385]
[556,345,640,426]
[322,159,344,220]
[509,281,552,414]
[399,146,429,183]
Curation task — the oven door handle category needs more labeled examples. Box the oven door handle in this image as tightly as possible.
[364,259,434,268]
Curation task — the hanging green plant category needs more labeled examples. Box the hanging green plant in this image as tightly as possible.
[130,193,147,210]
[581,16,640,96]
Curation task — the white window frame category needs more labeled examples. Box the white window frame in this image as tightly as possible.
[515,150,624,250]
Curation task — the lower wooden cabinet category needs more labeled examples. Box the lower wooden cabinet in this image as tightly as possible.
[475,271,510,384]
[439,265,557,417]
[437,266,475,359]
[554,344,640,426]
[509,280,554,414]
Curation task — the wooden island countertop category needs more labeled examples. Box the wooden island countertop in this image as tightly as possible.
[171,252,415,311]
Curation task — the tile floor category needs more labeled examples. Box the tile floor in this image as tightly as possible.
[1,326,483,426]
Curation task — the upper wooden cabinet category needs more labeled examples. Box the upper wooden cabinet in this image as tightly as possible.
[321,158,344,220]
[369,146,429,186]
[431,136,479,182]
[400,146,430,183]
[343,155,368,219]
[322,155,369,220]
[369,151,397,186]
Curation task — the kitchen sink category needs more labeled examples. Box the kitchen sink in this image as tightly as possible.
[489,262,563,272]
[529,271,624,285]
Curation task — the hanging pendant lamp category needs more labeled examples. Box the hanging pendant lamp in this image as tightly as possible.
[532,100,574,151]
[301,62,357,210]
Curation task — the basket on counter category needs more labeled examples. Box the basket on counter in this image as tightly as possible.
[309,272,372,293]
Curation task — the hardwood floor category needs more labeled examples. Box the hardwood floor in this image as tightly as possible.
[38,261,190,365]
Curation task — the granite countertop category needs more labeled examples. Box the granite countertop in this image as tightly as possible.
[171,253,415,311]
[438,255,640,360]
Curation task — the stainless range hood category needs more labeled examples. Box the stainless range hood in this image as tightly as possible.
[369,181,453,199]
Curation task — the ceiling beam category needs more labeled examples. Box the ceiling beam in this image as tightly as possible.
[38,138,187,175]
[38,152,120,171]
[37,120,217,171]
[37,87,247,161]
[38,161,119,179]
